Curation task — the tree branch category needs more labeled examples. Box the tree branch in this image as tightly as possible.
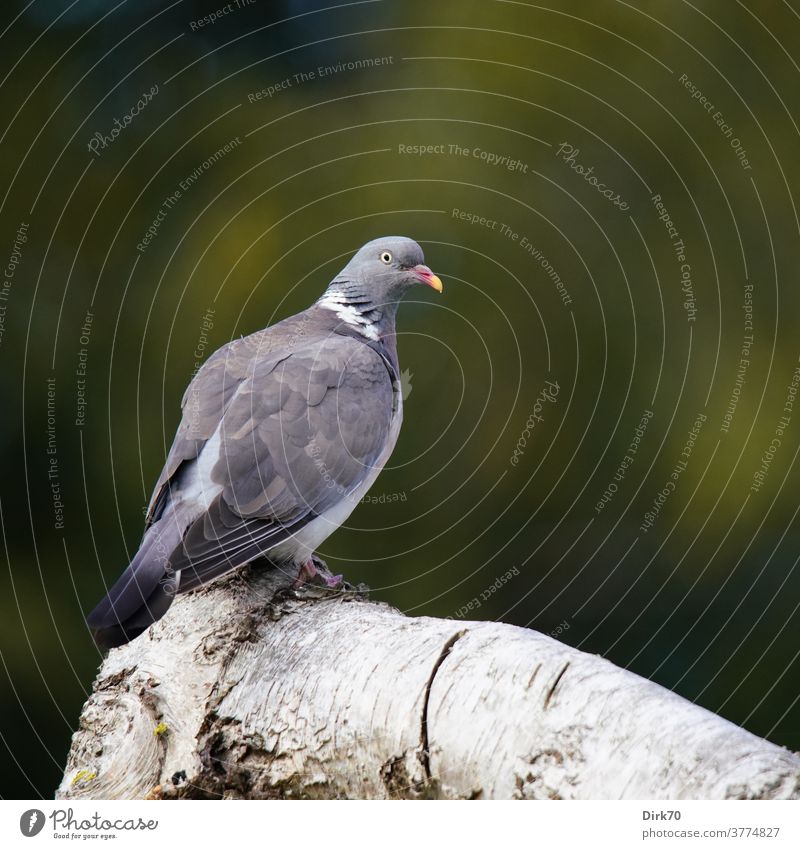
[58,565,800,800]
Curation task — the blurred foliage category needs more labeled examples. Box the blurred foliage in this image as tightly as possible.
[1,0,799,796]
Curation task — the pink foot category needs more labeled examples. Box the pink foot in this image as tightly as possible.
[293,557,343,589]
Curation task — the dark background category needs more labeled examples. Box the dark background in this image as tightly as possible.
[1,0,799,797]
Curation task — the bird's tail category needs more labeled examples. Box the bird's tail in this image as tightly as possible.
[86,511,185,649]
[87,574,180,649]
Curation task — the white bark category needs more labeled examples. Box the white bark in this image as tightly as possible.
[58,566,800,800]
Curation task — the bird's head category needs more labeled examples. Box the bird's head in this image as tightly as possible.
[319,236,442,340]
[346,236,443,298]
[328,236,442,301]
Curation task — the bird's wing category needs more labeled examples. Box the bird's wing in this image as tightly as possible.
[88,327,294,629]
[172,333,397,590]
[145,326,291,528]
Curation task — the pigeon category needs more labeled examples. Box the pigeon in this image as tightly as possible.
[86,237,442,649]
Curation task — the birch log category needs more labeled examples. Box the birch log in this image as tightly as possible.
[58,563,800,800]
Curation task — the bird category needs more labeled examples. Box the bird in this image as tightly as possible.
[86,236,443,649]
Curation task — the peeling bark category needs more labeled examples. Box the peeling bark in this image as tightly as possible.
[58,563,800,800]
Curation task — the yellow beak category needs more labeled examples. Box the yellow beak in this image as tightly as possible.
[412,264,444,293]
[427,273,444,293]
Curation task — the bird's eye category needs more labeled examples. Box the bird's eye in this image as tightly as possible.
[380,251,392,264]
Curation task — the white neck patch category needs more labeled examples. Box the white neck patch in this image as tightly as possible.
[319,292,380,341]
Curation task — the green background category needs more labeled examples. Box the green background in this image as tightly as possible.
[1,0,799,797]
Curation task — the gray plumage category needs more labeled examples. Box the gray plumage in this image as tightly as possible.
[87,237,442,648]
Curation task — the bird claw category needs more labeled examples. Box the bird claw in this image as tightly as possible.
[293,556,344,590]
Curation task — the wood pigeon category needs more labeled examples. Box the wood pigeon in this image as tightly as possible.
[87,237,442,648]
